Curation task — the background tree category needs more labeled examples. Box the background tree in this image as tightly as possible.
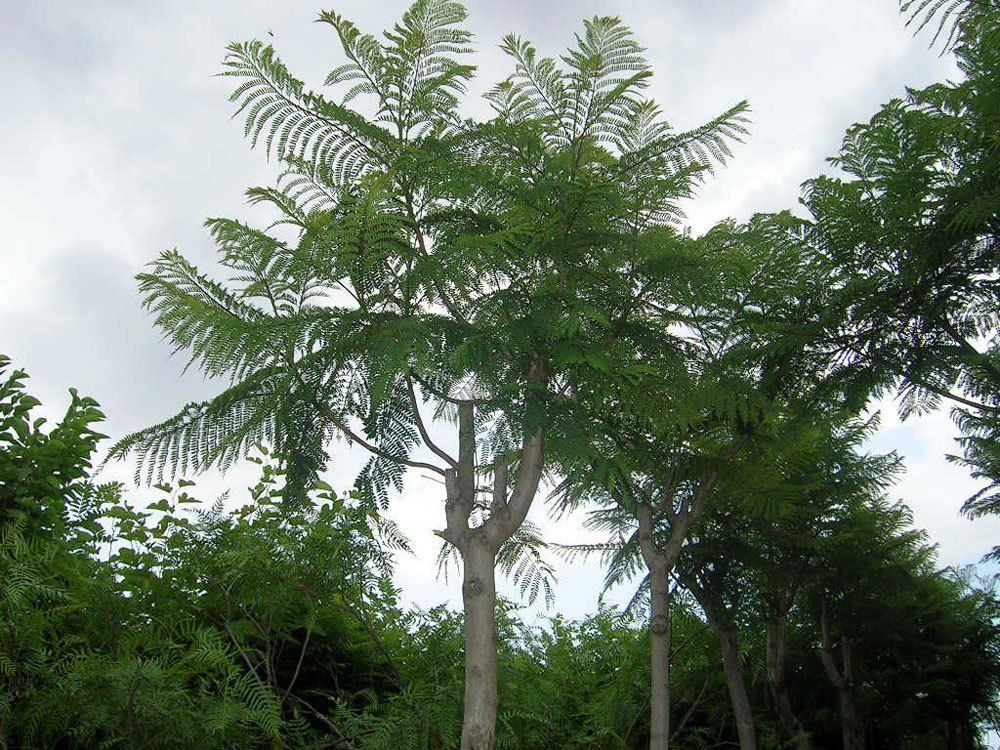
[0,355,107,540]
[804,0,1000,553]
[675,415,901,750]
[0,359,290,749]
[551,209,842,750]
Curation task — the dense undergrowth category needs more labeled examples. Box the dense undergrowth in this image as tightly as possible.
[2,357,998,749]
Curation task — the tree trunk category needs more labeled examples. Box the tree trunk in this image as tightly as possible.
[435,395,545,750]
[835,676,863,750]
[683,574,757,750]
[815,603,863,750]
[460,537,499,750]
[716,623,757,750]
[629,444,755,750]
[649,563,671,750]
[765,607,812,750]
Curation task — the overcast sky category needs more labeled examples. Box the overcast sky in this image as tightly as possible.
[3,0,997,618]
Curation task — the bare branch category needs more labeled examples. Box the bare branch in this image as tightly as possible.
[457,402,477,504]
[281,626,312,700]
[406,375,458,467]
[317,405,446,476]
[491,427,544,544]
[906,373,1000,414]
[635,501,660,569]
[491,454,509,515]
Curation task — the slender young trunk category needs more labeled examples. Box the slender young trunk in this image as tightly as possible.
[460,537,499,750]
[633,465,729,750]
[765,606,811,750]
[714,621,757,750]
[435,387,546,750]
[648,563,671,750]
[684,575,756,750]
[815,602,863,750]
[637,504,688,750]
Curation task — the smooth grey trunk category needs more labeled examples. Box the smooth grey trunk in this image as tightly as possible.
[765,604,812,750]
[460,538,499,750]
[648,562,671,750]
[637,503,691,750]
[633,460,735,750]
[434,384,546,750]
[684,575,757,750]
[717,624,757,750]
[815,602,863,750]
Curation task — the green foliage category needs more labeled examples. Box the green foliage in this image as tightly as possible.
[4,355,1000,748]
[110,1,753,516]
[805,0,1000,553]
[436,518,557,608]
[110,11,755,745]
[900,0,991,51]
[19,1,1000,747]
[0,354,107,538]
[0,357,411,748]
[686,424,1000,749]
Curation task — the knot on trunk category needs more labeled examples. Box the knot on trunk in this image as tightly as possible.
[650,613,669,635]
[465,726,494,750]
[464,578,484,597]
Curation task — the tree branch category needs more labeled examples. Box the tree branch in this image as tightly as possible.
[404,197,473,328]
[457,402,477,508]
[906,373,1000,414]
[490,428,543,544]
[284,359,447,476]
[287,694,359,749]
[815,598,845,690]
[486,360,548,543]
[656,466,679,522]
[671,673,713,743]
[281,626,312,701]
[939,316,1000,384]
[634,501,660,570]
[406,375,458,467]
[491,454,509,515]
[317,405,446,476]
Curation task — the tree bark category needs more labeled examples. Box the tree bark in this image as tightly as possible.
[648,562,671,750]
[434,391,546,750]
[634,465,724,750]
[460,536,499,750]
[717,623,757,750]
[834,674,863,750]
[815,603,863,750]
[765,604,812,750]
[683,574,757,750]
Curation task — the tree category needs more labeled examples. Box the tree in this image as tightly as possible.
[0,359,288,749]
[552,210,840,750]
[675,415,901,750]
[0,355,107,540]
[109,3,749,746]
[804,0,1000,553]
[800,496,999,749]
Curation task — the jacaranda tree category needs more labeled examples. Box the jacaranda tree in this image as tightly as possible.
[552,210,841,750]
[110,2,749,747]
[804,0,1000,553]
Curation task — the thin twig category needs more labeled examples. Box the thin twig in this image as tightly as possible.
[281,626,312,701]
